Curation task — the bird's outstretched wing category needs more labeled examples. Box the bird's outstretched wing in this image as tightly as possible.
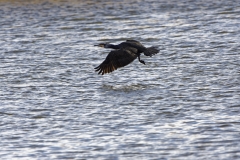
[126,39,145,48]
[126,39,141,43]
[126,40,159,56]
[95,48,138,75]
[123,40,146,53]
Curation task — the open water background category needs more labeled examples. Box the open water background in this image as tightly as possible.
[0,0,240,159]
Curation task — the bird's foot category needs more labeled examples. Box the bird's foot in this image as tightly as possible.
[140,60,146,65]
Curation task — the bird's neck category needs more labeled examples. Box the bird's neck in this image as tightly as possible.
[106,44,120,49]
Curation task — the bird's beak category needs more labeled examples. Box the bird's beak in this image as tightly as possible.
[94,44,104,47]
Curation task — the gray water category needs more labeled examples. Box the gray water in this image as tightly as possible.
[0,0,240,159]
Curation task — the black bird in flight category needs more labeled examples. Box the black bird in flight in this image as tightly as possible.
[94,40,159,75]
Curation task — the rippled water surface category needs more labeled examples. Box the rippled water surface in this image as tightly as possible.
[1,0,240,159]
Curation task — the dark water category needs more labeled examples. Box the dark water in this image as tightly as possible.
[0,0,240,159]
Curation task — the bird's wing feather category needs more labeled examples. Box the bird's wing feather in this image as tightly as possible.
[126,39,141,43]
[123,40,146,52]
[126,40,160,56]
[95,48,138,75]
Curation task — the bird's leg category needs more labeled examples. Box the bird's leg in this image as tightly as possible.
[138,55,145,65]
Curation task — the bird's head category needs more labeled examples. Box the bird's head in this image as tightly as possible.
[94,43,109,48]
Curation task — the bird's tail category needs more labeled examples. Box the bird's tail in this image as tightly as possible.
[143,46,160,57]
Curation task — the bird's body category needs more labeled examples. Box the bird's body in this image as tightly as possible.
[94,40,159,75]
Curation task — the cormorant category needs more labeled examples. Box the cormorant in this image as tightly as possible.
[94,40,159,75]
